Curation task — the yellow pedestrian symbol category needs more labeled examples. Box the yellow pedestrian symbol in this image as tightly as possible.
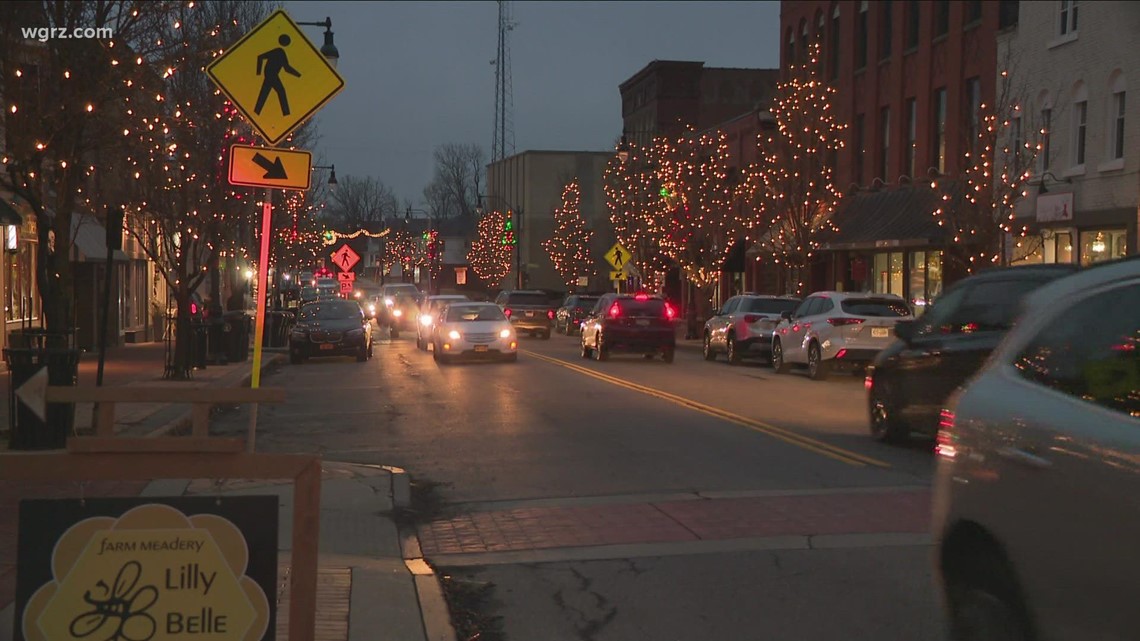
[604,242,631,271]
[254,34,302,116]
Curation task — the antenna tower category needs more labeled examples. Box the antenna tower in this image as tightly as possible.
[491,0,516,163]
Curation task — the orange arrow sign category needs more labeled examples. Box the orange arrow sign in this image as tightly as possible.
[229,145,312,190]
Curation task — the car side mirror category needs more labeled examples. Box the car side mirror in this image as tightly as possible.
[780,310,793,321]
[894,319,915,343]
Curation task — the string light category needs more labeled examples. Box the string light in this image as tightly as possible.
[467,210,512,284]
[542,178,594,287]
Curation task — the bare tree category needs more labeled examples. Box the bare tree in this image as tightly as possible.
[327,175,399,228]
[422,143,485,220]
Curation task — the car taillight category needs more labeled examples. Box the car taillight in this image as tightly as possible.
[547,309,555,320]
[504,308,512,318]
[608,303,621,318]
[664,302,676,320]
[935,409,957,459]
[634,292,649,301]
[827,317,864,326]
[835,348,848,359]
[743,314,760,323]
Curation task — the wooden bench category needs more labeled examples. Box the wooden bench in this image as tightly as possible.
[44,386,286,453]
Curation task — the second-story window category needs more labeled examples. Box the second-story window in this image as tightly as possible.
[1073,100,1088,166]
[855,113,866,184]
[933,88,948,173]
[1040,107,1052,171]
[880,107,891,180]
[935,0,950,36]
[1059,0,1079,36]
[1111,91,1126,160]
[857,2,869,69]
[966,0,983,24]
[966,77,982,145]
[881,1,893,59]
[1011,115,1023,174]
[830,6,841,80]
[906,98,918,177]
[907,0,920,49]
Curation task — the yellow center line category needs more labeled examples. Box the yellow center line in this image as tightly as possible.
[522,349,891,469]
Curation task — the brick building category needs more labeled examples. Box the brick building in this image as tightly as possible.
[760,0,1015,306]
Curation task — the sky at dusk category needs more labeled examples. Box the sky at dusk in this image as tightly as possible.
[283,1,780,205]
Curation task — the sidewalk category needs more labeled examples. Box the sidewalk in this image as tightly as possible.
[0,341,454,640]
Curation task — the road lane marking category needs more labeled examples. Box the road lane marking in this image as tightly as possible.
[522,350,890,468]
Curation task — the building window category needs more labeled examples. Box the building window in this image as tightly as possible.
[880,107,891,180]
[855,113,866,184]
[454,267,467,286]
[1040,107,1052,171]
[935,0,950,36]
[786,29,795,66]
[1011,114,1023,173]
[906,0,920,49]
[817,11,825,44]
[1080,229,1127,265]
[966,77,982,145]
[966,0,982,24]
[800,20,809,62]
[933,88,947,173]
[999,0,1020,28]
[881,1,893,59]
[1073,100,1087,166]
[906,97,917,177]
[857,1,869,69]
[1111,91,1126,160]
[1059,0,1079,35]
[830,6,841,80]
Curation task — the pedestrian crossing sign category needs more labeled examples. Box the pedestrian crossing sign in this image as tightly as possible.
[604,242,631,270]
[206,9,345,145]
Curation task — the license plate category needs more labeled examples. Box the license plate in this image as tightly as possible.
[636,319,650,326]
[871,327,889,338]
[525,311,535,317]
[474,345,488,353]
[320,343,335,350]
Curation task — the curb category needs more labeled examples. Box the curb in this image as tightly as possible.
[394,472,458,641]
[145,353,287,437]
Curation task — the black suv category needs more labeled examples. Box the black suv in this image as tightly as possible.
[579,293,677,362]
[555,294,601,335]
[495,290,556,339]
[866,263,1079,442]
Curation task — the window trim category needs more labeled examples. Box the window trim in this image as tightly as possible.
[1110,90,1126,161]
[1073,99,1088,168]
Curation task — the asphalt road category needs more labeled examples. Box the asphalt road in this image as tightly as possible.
[216,326,946,640]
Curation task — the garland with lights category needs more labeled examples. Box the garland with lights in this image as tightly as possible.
[742,42,846,296]
[321,227,391,245]
[467,210,512,284]
[542,178,594,287]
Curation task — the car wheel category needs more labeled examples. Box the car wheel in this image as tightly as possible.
[807,342,829,380]
[662,348,675,364]
[356,347,368,362]
[770,339,789,373]
[368,340,374,358]
[580,336,592,359]
[594,334,608,361]
[702,333,716,361]
[946,549,1031,641]
[869,379,908,443]
[504,352,518,363]
[432,344,441,362]
[727,333,742,365]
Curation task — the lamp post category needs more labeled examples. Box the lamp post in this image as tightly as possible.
[475,194,523,289]
[405,206,436,294]
[311,164,338,187]
[295,17,340,68]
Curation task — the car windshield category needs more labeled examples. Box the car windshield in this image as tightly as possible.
[386,286,420,297]
[841,299,912,317]
[300,287,319,300]
[617,298,665,317]
[742,298,800,314]
[431,297,467,310]
[299,301,361,321]
[507,293,550,306]
[574,297,600,308]
[446,305,506,322]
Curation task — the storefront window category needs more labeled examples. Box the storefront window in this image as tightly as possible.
[1010,236,1045,265]
[910,251,927,310]
[1080,229,1127,265]
[873,251,905,297]
[926,250,943,302]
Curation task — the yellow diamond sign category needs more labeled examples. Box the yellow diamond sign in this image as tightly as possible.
[207,9,345,145]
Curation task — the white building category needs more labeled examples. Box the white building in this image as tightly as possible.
[1003,1,1139,265]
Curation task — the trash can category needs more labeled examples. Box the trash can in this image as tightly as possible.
[5,332,80,450]
[223,311,251,362]
[206,314,227,365]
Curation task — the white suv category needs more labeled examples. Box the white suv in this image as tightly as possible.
[770,291,912,379]
[933,256,1140,640]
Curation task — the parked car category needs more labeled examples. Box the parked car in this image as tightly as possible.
[377,283,423,338]
[432,301,518,363]
[495,290,556,339]
[579,293,677,363]
[555,294,601,335]
[866,264,1079,442]
[933,255,1140,641]
[416,294,470,350]
[288,299,373,364]
[703,295,801,364]
[770,291,912,380]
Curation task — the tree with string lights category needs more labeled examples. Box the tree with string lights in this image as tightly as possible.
[380,227,421,283]
[542,178,594,288]
[653,128,749,295]
[742,42,846,296]
[603,137,671,292]
[467,209,511,285]
[930,65,1042,274]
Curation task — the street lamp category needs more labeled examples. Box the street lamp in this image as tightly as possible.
[616,130,631,164]
[476,193,524,289]
[296,17,340,68]
[1030,171,1072,194]
[312,164,337,187]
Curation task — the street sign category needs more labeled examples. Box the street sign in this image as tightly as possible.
[228,144,312,190]
[14,366,47,422]
[339,280,353,295]
[16,497,276,641]
[331,244,360,272]
[337,271,355,282]
[604,242,631,270]
[609,270,626,281]
[206,9,345,145]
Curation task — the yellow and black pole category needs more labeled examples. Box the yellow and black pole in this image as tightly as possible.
[247,186,274,451]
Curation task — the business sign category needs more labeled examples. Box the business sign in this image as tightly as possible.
[1036,191,1074,223]
[206,10,345,145]
[15,496,277,641]
[228,145,312,190]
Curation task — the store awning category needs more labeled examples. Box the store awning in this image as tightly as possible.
[71,213,128,262]
[817,184,948,252]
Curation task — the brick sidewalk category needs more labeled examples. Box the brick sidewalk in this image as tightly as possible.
[418,488,931,556]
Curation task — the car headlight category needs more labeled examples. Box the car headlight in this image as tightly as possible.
[393,309,403,317]
[368,304,376,314]
[499,328,512,339]
[420,314,433,327]
[448,330,461,340]
[384,297,394,306]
